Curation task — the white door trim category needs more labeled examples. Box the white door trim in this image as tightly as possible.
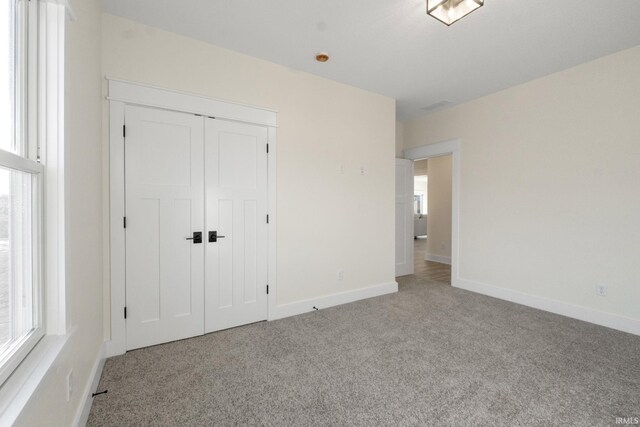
[106,77,277,127]
[403,139,461,283]
[395,159,414,277]
[106,79,278,357]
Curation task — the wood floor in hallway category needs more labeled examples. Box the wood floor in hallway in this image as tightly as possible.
[413,237,451,283]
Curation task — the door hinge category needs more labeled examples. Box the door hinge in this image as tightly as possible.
[266,214,269,224]
[123,217,127,228]
[266,285,269,295]
[123,125,126,138]
[266,144,269,154]
[124,307,127,319]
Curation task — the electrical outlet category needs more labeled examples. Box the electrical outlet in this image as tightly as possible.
[596,284,608,297]
[360,166,365,175]
[337,270,344,281]
[66,370,73,402]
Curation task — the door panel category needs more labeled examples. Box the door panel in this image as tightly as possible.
[125,105,205,350]
[243,200,258,303]
[396,159,414,276]
[219,133,258,188]
[205,118,268,333]
[218,199,234,308]
[134,197,160,322]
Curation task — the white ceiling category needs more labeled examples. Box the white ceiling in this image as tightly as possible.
[101,0,640,120]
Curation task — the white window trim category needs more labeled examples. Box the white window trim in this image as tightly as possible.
[42,0,69,336]
[0,150,44,387]
[0,0,74,422]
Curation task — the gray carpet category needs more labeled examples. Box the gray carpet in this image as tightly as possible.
[88,269,640,426]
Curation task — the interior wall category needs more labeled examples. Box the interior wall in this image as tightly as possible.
[414,159,428,176]
[16,0,104,424]
[403,45,640,323]
[101,14,396,329]
[395,121,404,158]
[425,156,452,261]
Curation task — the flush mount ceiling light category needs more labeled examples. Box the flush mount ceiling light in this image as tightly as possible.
[315,53,330,62]
[427,0,484,26]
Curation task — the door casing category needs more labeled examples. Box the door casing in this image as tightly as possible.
[106,78,277,357]
[403,139,461,285]
[395,158,414,277]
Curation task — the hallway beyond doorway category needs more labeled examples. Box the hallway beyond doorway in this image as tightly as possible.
[414,237,451,284]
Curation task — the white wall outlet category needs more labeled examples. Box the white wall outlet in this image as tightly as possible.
[595,284,608,297]
[360,166,365,175]
[337,270,344,281]
[66,370,73,402]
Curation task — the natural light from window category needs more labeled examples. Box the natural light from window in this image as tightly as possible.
[0,0,41,383]
[1,0,16,154]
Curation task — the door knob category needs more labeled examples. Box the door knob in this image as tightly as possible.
[186,232,202,244]
[209,231,226,243]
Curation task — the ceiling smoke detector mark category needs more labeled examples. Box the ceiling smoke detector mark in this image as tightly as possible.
[315,53,330,63]
[421,101,452,113]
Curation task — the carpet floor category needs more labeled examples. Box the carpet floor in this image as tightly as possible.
[88,263,640,426]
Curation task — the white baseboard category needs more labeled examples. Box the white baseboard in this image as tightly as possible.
[73,343,106,427]
[103,337,125,359]
[424,253,451,265]
[454,278,640,336]
[269,281,398,321]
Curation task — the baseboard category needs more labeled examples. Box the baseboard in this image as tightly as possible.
[269,281,398,321]
[103,337,125,358]
[453,278,640,336]
[424,253,451,265]
[73,343,106,427]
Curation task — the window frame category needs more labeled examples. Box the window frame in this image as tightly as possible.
[0,0,45,386]
[0,155,44,387]
[0,0,67,392]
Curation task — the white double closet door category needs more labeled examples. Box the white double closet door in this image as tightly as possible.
[124,105,268,350]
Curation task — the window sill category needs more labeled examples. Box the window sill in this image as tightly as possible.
[0,328,73,425]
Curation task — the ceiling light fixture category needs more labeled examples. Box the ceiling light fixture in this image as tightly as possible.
[315,53,330,63]
[427,0,484,26]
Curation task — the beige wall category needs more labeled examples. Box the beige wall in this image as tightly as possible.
[414,159,428,176]
[395,121,404,158]
[16,0,104,424]
[426,156,452,260]
[404,45,640,322]
[101,14,396,321]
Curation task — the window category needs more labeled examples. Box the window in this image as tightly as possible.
[0,0,44,386]
[414,175,428,215]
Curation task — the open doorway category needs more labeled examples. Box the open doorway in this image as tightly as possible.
[395,139,460,285]
[412,157,452,284]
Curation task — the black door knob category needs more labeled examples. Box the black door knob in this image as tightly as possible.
[186,232,202,244]
[209,231,226,243]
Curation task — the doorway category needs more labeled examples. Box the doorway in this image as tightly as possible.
[412,156,452,284]
[124,105,269,350]
[396,139,460,285]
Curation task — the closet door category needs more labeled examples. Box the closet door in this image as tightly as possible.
[124,105,205,350]
[204,118,268,332]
